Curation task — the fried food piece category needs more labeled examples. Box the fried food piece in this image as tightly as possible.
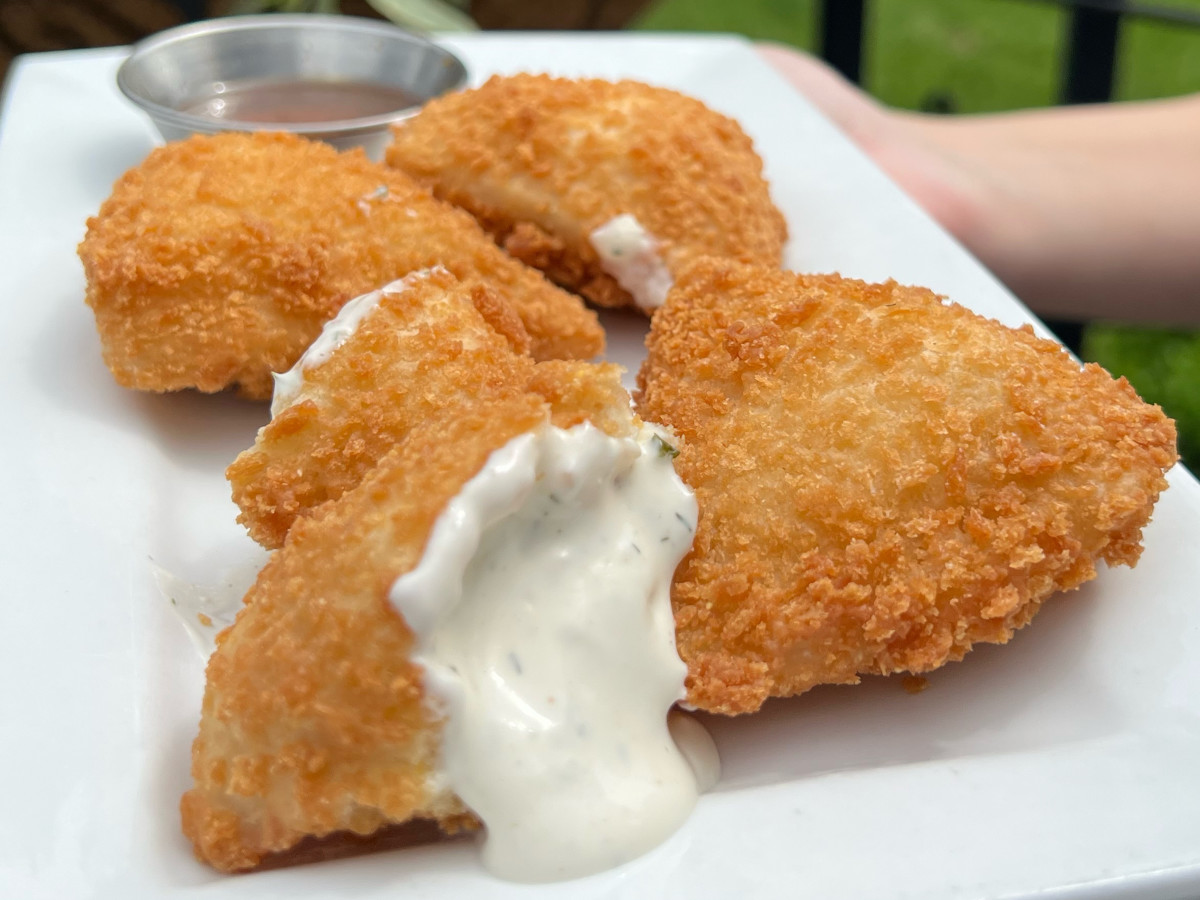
[228,267,630,548]
[184,405,538,872]
[385,74,787,313]
[228,267,533,547]
[183,362,637,872]
[530,357,635,435]
[78,132,604,399]
[636,259,1177,715]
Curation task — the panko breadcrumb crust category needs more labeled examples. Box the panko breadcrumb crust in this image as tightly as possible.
[186,356,639,872]
[228,267,536,548]
[385,74,788,311]
[636,259,1178,715]
[183,402,541,873]
[78,132,603,399]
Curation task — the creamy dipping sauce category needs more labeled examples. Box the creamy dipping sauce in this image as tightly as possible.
[182,79,420,124]
[589,214,674,311]
[270,269,434,417]
[390,422,712,882]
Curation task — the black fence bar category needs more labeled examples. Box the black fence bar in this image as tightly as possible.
[167,0,206,21]
[1061,2,1123,103]
[817,0,1200,107]
[819,0,866,84]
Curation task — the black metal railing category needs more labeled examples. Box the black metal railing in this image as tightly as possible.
[819,0,1200,104]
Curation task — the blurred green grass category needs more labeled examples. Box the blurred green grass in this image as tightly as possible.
[1083,326,1200,466]
[866,0,1061,110]
[632,0,1200,109]
[633,0,1200,471]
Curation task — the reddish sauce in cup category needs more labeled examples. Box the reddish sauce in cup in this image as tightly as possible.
[184,80,421,124]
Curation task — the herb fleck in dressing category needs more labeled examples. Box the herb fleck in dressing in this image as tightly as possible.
[390,422,713,882]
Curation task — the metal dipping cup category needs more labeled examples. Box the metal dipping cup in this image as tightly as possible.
[117,14,469,158]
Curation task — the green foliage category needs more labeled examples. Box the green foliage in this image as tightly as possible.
[1082,325,1200,472]
[1119,14,1200,101]
[228,0,477,29]
[866,0,1062,112]
[633,0,1200,111]
[365,0,477,31]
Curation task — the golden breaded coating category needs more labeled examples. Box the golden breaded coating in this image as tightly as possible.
[229,269,637,549]
[78,132,604,399]
[636,259,1178,715]
[529,358,635,436]
[183,402,545,873]
[227,267,536,548]
[385,74,787,312]
[185,361,640,872]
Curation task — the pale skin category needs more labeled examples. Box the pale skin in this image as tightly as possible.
[757,43,1200,326]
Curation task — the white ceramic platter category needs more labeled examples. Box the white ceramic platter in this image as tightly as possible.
[1,32,1198,900]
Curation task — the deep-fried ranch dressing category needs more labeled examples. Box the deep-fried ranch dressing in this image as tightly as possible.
[589,214,674,311]
[269,268,435,417]
[389,422,716,882]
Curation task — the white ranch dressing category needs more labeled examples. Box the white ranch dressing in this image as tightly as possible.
[390,422,713,882]
[589,214,674,312]
[269,269,436,417]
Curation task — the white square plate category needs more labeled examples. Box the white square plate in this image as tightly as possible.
[2,33,1199,900]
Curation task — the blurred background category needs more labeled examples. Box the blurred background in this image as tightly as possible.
[5,0,1198,106]
[2,0,1197,468]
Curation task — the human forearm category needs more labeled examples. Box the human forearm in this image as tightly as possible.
[897,97,1200,324]
[758,44,1200,325]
